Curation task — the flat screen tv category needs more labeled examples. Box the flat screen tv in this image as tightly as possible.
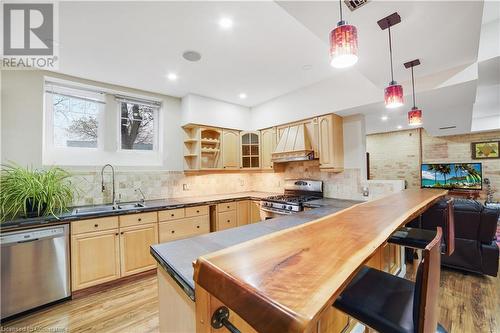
[421,163,482,190]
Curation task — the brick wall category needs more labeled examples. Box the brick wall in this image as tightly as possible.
[367,129,500,201]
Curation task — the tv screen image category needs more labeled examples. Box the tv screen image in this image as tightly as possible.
[421,163,482,190]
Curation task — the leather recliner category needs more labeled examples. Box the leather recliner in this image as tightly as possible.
[418,198,499,277]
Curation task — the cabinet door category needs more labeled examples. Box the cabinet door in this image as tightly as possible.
[241,131,260,169]
[237,200,250,226]
[71,229,120,291]
[317,306,349,333]
[318,114,344,171]
[260,128,276,170]
[120,223,158,277]
[217,210,238,231]
[250,201,261,223]
[222,129,240,169]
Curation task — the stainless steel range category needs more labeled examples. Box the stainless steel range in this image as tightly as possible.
[260,179,323,218]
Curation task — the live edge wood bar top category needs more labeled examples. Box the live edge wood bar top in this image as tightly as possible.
[193,189,448,333]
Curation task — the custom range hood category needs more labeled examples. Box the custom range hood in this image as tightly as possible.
[271,124,314,163]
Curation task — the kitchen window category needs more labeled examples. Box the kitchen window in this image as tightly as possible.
[43,78,163,166]
[45,82,105,149]
[117,96,160,152]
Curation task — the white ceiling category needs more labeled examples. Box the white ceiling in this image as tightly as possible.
[54,1,494,135]
[57,1,337,107]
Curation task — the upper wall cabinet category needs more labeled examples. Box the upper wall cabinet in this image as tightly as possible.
[260,127,276,170]
[222,129,240,169]
[318,114,344,172]
[240,131,260,169]
[183,125,200,171]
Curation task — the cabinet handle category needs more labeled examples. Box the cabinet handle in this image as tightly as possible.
[94,224,99,227]
[227,220,230,223]
[227,206,230,209]
[138,218,142,222]
[115,233,119,236]
[171,230,175,234]
[196,210,200,213]
[171,213,175,217]
[196,225,200,229]
[120,232,124,235]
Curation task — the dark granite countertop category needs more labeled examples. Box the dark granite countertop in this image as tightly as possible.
[150,199,362,301]
[0,191,276,232]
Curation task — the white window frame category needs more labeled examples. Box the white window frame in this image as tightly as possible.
[42,77,164,167]
[116,96,160,154]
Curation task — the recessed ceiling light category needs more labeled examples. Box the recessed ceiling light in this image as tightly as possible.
[219,17,233,29]
[239,93,247,99]
[381,115,388,121]
[167,73,178,81]
[397,125,403,129]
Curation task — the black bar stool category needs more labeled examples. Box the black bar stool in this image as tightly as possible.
[389,198,455,256]
[334,227,447,333]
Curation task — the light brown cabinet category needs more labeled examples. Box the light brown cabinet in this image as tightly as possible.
[237,200,250,226]
[260,127,276,170]
[159,216,209,242]
[382,243,401,275]
[71,228,121,291]
[250,200,261,223]
[222,129,240,169]
[318,114,344,172]
[217,210,238,231]
[119,223,158,277]
[71,214,159,291]
[240,131,260,169]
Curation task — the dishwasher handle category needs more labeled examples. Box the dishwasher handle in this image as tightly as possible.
[0,225,68,246]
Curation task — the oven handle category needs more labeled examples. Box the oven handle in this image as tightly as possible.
[260,207,294,215]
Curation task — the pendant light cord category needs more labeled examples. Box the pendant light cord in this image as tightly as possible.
[388,24,394,83]
[339,0,343,22]
[411,66,416,107]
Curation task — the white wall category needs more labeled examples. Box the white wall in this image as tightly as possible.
[1,70,183,171]
[181,94,252,130]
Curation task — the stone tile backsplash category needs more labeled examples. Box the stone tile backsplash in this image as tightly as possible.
[70,160,402,206]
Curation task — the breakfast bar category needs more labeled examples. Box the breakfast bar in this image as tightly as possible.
[153,189,447,333]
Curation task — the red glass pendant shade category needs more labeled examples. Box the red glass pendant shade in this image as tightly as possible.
[384,82,404,108]
[408,107,422,126]
[330,23,358,68]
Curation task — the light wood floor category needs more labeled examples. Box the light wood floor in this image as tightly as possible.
[2,265,499,333]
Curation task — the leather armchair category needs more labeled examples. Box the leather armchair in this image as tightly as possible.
[420,198,499,277]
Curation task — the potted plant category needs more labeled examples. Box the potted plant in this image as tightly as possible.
[0,164,77,221]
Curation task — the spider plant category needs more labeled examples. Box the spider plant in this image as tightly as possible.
[0,164,77,221]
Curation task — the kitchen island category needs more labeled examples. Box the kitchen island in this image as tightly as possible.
[151,189,446,333]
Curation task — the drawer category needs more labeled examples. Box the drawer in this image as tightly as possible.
[185,205,209,217]
[72,216,119,235]
[217,201,236,212]
[159,216,209,242]
[119,212,157,228]
[158,208,185,222]
[218,210,237,231]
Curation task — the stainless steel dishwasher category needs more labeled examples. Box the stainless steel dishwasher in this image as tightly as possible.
[1,224,71,320]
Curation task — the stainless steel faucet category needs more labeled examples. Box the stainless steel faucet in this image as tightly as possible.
[101,164,117,209]
[135,188,146,203]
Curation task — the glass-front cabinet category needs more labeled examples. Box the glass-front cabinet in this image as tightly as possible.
[240,131,260,169]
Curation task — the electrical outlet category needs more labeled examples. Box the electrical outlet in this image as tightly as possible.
[183,184,189,191]
[239,179,245,187]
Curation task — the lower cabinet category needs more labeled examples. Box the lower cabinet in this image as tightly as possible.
[250,200,261,223]
[120,223,158,277]
[159,216,209,242]
[71,229,121,291]
[158,205,210,242]
[237,200,250,226]
[71,213,159,291]
[382,243,401,274]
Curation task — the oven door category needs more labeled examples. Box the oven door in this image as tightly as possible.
[260,206,294,220]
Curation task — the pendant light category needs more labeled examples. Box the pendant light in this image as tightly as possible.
[329,0,358,68]
[405,59,423,126]
[378,13,403,109]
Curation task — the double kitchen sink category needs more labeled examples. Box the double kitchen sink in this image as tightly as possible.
[72,202,146,215]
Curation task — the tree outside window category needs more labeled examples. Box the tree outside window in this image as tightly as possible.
[120,102,156,150]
